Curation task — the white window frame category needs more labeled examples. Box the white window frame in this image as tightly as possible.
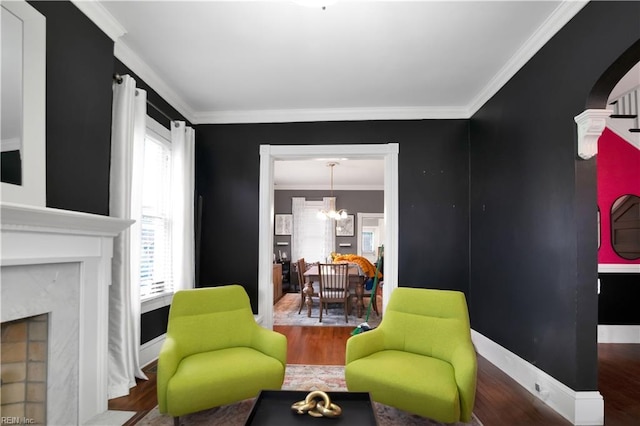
[139,117,175,310]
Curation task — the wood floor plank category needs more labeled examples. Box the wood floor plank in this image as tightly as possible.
[110,329,640,426]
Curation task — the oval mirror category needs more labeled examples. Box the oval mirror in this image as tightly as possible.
[610,194,640,260]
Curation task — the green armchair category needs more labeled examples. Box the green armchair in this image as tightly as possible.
[345,287,477,423]
[157,285,287,421]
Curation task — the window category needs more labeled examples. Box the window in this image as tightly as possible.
[138,118,173,299]
[291,199,335,264]
[296,201,326,263]
[362,230,375,254]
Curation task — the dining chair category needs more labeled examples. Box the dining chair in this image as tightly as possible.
[318,263,351,322]
[296,258,318,314]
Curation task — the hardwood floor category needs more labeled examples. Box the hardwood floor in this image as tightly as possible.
[111,329,640,425]
[598,343,640,426]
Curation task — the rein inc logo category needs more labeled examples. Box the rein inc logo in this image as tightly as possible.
[1,418,35,425]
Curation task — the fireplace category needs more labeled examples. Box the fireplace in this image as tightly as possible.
[1,314,48,424]
[1,203,132,424]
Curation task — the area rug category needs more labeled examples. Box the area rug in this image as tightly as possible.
[273,292,382,328]
[135,365,481,426]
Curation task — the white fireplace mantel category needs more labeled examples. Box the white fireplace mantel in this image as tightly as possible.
[1,202,133,424]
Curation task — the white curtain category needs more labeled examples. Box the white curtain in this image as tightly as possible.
[322,197,336,261]
[108,74,148,399]
[291,197,336,263]
[291,197,306,262]
[171,121,196,291]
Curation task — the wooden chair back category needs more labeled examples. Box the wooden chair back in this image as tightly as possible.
[296,258,307,288]
[318,263,350,300]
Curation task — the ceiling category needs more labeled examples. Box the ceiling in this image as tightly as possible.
[83,0,588,125]
[274,159,384,190]
[76,0,589,186]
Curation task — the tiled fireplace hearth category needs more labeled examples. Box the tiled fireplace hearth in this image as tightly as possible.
[1,314,49,423]
[1,203,133,424]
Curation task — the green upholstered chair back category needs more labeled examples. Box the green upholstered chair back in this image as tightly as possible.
[167,285,258,359]
[381,287,472,363]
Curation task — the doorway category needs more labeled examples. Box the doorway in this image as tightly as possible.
[257,143,399,330]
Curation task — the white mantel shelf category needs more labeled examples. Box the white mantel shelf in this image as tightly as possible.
[1,202,134,237]
[1,202,133,424]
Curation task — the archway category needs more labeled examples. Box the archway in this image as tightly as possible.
[573,38,640,424]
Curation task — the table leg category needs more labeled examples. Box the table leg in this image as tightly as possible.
[304,278,314,317]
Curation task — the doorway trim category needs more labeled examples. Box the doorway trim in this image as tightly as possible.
[258,143,399,329]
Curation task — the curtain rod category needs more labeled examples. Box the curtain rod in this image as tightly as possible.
[113,73,179,126]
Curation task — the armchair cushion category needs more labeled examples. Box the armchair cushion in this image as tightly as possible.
[346,350,460,423]
[165,347,284,416]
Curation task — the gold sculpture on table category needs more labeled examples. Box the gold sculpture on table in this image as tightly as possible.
[291,391,342,418]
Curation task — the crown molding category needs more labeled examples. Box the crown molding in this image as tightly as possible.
[71,0,196,123]
[70,0,126,41]
[193,105,469,124]
[467,0,589,116]
[114,42,196,123]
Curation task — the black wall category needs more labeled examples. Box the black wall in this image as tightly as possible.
[195,120,470,312]
[140,306,171,345]
[599,274,640,325]
[1,151,22,185]
[30,1,114,215]
[469,1,640,390]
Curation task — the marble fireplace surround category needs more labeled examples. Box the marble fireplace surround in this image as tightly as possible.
[1,203,133,424]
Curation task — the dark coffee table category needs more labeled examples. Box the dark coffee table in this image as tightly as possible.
[244,390,378,425]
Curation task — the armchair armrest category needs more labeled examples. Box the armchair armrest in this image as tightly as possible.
[450,341,478,423]
[251,325,287,366]
[346,327,386,364]
[157,336,181,413]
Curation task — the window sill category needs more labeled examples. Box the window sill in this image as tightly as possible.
[141,292,174,314]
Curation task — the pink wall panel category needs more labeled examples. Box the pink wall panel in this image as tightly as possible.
[597,127,640,263]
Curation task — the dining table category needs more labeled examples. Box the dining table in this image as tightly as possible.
[303,264,367,319]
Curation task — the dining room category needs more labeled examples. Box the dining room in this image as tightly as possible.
[271,158,385,328]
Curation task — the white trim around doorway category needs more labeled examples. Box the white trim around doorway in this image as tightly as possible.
[257,143,399,330]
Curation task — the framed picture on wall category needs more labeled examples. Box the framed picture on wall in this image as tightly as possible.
[275,214,292,235]
[336,215,355,237]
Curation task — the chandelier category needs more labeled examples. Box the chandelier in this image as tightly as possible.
[317,162,348,220]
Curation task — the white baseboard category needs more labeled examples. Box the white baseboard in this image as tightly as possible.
[598,325,640,343]
[471,330,604,425]
[140,334,165,368]
[254,314,264,325]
